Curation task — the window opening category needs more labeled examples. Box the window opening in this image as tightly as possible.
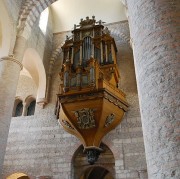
[27,100,36,116]
[15,101,23,117]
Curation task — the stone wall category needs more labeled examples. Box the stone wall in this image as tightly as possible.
[16,75,37,101]
[3,22,148,179]
[126,0,180,178]
[26,9,53,72]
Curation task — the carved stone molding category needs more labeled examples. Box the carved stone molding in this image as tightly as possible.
[0,55,23,70]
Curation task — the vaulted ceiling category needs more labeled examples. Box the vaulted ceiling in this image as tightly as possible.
[17,0,127,37]
[50,0,127,32]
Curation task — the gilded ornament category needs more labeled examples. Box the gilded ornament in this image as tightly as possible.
[104,113,115,127]
[73,108,96,129]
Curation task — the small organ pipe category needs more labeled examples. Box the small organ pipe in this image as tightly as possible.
[100,41,103,63]
[105,42,108,63]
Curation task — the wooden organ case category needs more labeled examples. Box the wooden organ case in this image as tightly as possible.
[55,16,129,164]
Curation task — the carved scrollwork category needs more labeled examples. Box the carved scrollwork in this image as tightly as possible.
[73,108,96,129]
[62,120,74,130]
[104,113,115,127]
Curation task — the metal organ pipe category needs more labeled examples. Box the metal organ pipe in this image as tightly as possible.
[71,47,74,64]
[92,43,94,57]
[82,37,92,66]
[105,42,108,63]
[100,41,103,64]
[80,45,82,65]
[80,32,82,65]
[111,42,114,63]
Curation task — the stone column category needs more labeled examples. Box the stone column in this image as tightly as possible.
[0,36,26,175]
[126,0,180,178]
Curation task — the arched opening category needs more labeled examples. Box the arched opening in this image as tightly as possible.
[23,95,36,116]
[15,101,23,117]
[27,100,36,116]
[80,166,113,179]
[6,172,30,179]
[82,36,92,66]
[72,143,115,179]
[12,98,23,117]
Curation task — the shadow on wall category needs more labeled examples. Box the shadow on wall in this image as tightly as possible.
[22,48,46,105]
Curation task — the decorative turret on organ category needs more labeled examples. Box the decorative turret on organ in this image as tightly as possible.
[60,16,119,93]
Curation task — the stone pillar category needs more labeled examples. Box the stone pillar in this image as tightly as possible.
[22,102,28,116]
[126,0,180,178]
[0,36,26,175]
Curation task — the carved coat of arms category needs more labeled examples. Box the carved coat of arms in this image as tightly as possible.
[74,108,96,129]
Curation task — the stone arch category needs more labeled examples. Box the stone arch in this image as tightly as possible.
[17,0,129,39]
[102,139,121,161]
[0,0,12,57]
[17,0,58,38]
[24,95,36,116]
[6,172,30,179]
[22,48,47,107]
[72,143,115,179]
[48,42,64,74]
[25,95,36,103]
[106,22,130,45]
[12,97,23,117]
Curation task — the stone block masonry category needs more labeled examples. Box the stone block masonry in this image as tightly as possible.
[126,0,180,178]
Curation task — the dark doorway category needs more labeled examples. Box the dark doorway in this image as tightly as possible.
[81,166,113,179]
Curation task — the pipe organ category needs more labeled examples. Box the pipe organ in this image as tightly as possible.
[55,16,128,164]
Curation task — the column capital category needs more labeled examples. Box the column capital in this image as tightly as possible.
[0,55,23,70]
[36,98,48,109]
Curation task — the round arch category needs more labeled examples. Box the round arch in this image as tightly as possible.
[22,48,47,106]
[17,0,57,38]
[72,143,115,179]
[6,172,30,179]
[12,97,23,117]
[24,95,36,116]
[0,0,12,58]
